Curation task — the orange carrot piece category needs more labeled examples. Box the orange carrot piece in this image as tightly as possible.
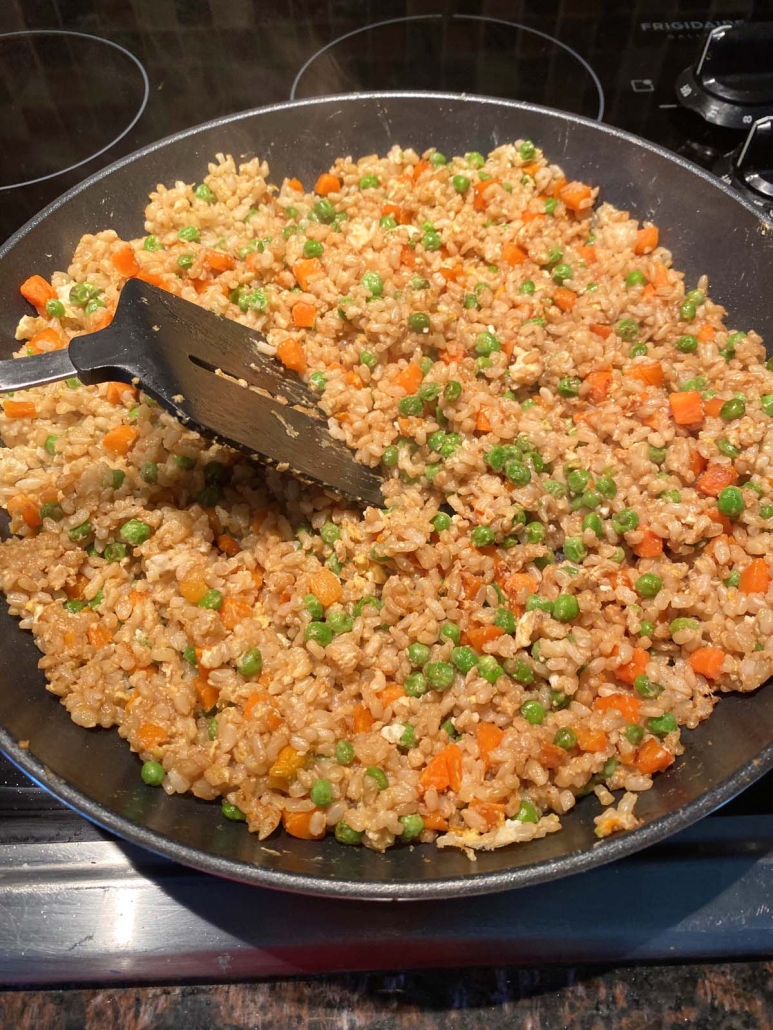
[473,178,500,211]
[641,283,657,299]
[627,361,664,387]
[20,274,56,313]
[704,396,725,417]
[309,568,343,607]
[400,244,416,268]
[393,363,423,395]
[708,509,733,535]
[314,172,340,196]
[7,494,42,529]
[195,674,219,712]
[574,726,608,753]
[88,624,113,649]
[136,723,167,750]
[203,249,234,273]
[551,177,568,199]
[617,647,649,685]
[469,800,506,829]
[270,745,306,779]
[651,261,669,286]
[593,693,642,723]
[3,399,36,419]
[276,338,307,373]
[179,570,209,604]
[292,257,323,291]
[539,740,566,769]
[216,533,241,557]
[576,245,597,263]
[634,226,659,255]
[558,181,593,211]
[219,597,252,631]
[291,301,315,329]
[445,743,463,793]
[111,245,140,278]
[476,723,504,767]
[412,159,431,180]
[464,624,505,651]
[739,558,771,595]
[689,647,726,680]
[696,323,716,343]
[135,270,174,292]
[585,369,613,404]
[287,177,304,192]
[243,691,269,719]
[439,263,463,282]
[669,391,704,425]
[502,571,537,601]
[282,809,325,840]
[589,323,612,339]
[502,241,528,265]
[381,683,406,708]
[28,327,66,353]
[103,424,138,455]
[521,210,544,223]
[352,704,374,734]
[633,527,664,558]
[696,464,738,497]
[420,751,451,792]
[553,287,576,312]
[422,813,449,832]
[475,409,492,433]
[104,381,136,405]
[521,162,541,176]
[635,738,674,774]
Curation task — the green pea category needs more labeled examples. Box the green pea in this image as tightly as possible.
[615,319,639,342]
[237,647,263,678]
[304,621,333,646]
[679,299,696,321]
[582,512,603,536]
[680,376,707,393]
[398,724,417,750]
[65,377,81,389]
[399,813,425,841]
[379,445,399,468]
[313,198,336,223]
[85,297,106,316]
[542,480,565,499]
[361,271,384,297]
[634,674,663,699]
[557,377,581,398]
[62,599,87,613]
[451,646,478,674]
[316,522,339,548]
[519,141,536,161]
[669,617,698,635]
[717,486,744,518]
[760,504,773,520]
[418,382,441,406]
[647,713,678,738]
[119,519,152,545]
[193,182,216,203]
[197,589,223,611]
[39,501,64,522]
[612,508,639,534]
[302,238,324,259]
[629,342,648,358]
[463,293,480,309]
[525,521,545,544]
[68,282,100,307]
[552,263,573,284]
[453,174,471,193]
[686,289,705,305]
[639,620,655,637]
[544,197,558,215]
[141,761,165,786]
[475,331,500,356]
[336,740,355,766]
[554,727,577,750]
[494,608,516,634]
[478,655,504,683]
[515,799,539,823]
[603,757,619,779]
[635,573,663,598]
[595,476,617,499]
[521,700,546,725]
[533,552,555,572]
[507,659,533,685]
[439,622,461,646]
[401,313,432,338]
[300,596,323,623]
[404,672,428,697]
[335,820,364,845]
[327,610,353,635]
[352,596,383,617]
[422,230,442,251]
[676,334,698,353]
[720,398,746,421]
[758,394,773,418]
[525,595,553,614]
[625,270,647,288]
[429,512,452,536]
[425,661,455,691]
[207,718,218,741]
[464,151,485,169]
[717,439,740,459]
[724,569,741,587]
[222,801,247,822]
[661,490,682,503]
[309,778,333,807]
[68,520,93,543]
[365,766,388,791]
[504,461,530,487]
[553,594,580,622]
[398,395,423,418]
[563,537,587,563]
[566,468,591,494]
[103,541,127,563]
[306,371,327,394]
[379,214,397,230]
[182,645,198,667]
[358,173,379,189]
[625,723,644,745]
[406,643,430,668]
[177,225,200,243]
[471,526,495,548]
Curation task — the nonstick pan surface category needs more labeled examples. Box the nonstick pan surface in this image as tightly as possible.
[1,93,771,900]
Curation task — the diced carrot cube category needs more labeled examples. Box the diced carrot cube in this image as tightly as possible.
[739,558,770,595]
[276,338,307,373]
[136,723,167,750]
[593,693,642,722]
[634,226,659,255]
[617,647,649,685]
[20,274,56,313]
[291,302,315,329]
[696,464,738,497]
[3,400,36,419]
[309,567,342,607]
[219,596,253,631]
[635,738,674,774]
[103,424,138,455]
[553,287,576,312]
[111,245,140,278]
[669,391,704,425]
[689,647,726,680]
[476,723,504,767]
[314,173,341,196]
[352,704,374,734]
[502,242,528,265]
[283,809,325,840]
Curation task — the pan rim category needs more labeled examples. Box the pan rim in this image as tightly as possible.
[1,90,772,900]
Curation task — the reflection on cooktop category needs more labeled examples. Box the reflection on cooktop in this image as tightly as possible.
[0,30,148,191]
[292,14,605,121]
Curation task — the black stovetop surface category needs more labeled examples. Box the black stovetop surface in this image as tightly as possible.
[0,0,772,977]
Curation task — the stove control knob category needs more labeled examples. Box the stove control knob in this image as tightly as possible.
[676,23,773,130]
[733,115,773,200]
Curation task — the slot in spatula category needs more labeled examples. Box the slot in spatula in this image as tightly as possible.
[1,278,384,506]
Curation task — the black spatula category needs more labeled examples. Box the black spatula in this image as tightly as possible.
[2,278,384,506]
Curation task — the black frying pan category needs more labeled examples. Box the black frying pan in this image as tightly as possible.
[1,93,772,901]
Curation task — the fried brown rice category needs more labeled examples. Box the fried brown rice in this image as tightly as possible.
[1,140,771,854]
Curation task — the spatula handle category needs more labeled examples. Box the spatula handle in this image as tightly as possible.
[0,350,79,392]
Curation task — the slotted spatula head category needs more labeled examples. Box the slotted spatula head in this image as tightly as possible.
[66,278,384,506]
